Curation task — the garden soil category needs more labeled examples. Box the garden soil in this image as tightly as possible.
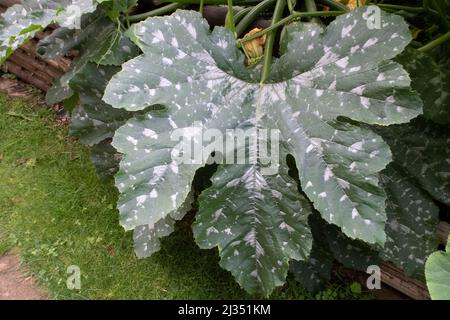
[0,254,46,300]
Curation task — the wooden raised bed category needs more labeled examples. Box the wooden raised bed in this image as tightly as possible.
[0,0,71,91]
[1,0,449,300]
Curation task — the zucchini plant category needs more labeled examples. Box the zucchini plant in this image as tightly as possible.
[1,0,449,297]
[426,236,450,300]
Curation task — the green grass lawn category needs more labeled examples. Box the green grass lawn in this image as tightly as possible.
[0,93,365,299]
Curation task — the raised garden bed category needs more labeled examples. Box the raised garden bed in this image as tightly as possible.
[1,0,449,300]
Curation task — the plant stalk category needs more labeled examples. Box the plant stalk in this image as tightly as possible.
[158,0,262,4]
[226,0,237,35]
[429,0,450,31]
[304,0,321,24]
[304,0,317,12]
[377,4,424,12]
[418,31,450,52]
[127,3,185,22]
[236,0,277,36]
[234,7,253,24]
[287,0,295,13]
[199,0,205,15]
[260,0,286,84]
[379,4,440,19]
[318,0,349,12]
[238,10,343,44]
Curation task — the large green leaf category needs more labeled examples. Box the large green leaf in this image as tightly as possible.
[43,12,139,104]
[68,62,141,181]
[323,218,380,272]
[425,236,450,300]
[0,0,97,64]
[104,8,421,295]
[376,118,450,205]
[69,62,133,145]
[291,213,380,293]
[66,60,140,182]
[294,161,441,290]
[290,231,333,293]
[396,48,450,124]
[37,12,100,59]
[97,0,137,19]
[194,153,313,296]
[134,192,193,258]
[380,164,440,280]
[111,108,205,232]
[90,142,121,181]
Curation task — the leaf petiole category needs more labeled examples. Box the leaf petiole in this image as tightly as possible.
[234,7,253,24]
[429,0,450,31]
[236,0,276,37]
[238,10,343,46]
[305,0,317,13]
[305,0,321,24]
[158,0,261,4]
[377,4,425,12]
[199,0,205,15]
[318,0,349,12]
[127,3,185,23]
[377,3,441,20]
[225,0,237,36]
[260,0,286,84]
[418,31,450,52]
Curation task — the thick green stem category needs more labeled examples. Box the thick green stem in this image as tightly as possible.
[430,0,450,31]
[159,0,262,4]
[318,0,349,12]
[127,3,185,22]
[236,0,276,36]
[418,31,450,52]
[199,0,205,15]
[260,0,286,84]
[304,0,321,24]
[226,0,236,35]
[125,13,131,28]
[377,4,425,12]
[287,0,295,13]
[238,10,343,44]
[379,4,440,19]
[234,7,253,23]
[304,0,317,12]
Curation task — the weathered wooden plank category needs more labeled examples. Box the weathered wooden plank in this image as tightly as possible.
[381,262,430,300]
[8,49,62,80]
[5,60,51,91]
[438,221,450,245]
[20,41,72,73]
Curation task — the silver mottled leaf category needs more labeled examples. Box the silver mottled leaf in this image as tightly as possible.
[90,141,121,181]
[396,48,450,124]
[290,214,333,293]
[134,192,193,258]
[69,62,133,145]
[194,152,313,296]
[0,0,96,63]
[104,9,421,295]
[380,164,439,280]
[291,213,380,293]
[45,14,138,104]
[377,118,450,205]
